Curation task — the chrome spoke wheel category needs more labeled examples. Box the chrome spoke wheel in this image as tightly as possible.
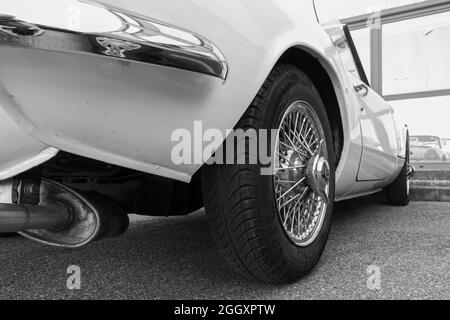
[274,101,330,247]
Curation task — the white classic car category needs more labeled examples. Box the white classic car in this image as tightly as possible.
[0,0,411,283]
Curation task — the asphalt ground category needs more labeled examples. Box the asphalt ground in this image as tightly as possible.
[0,195,448,300]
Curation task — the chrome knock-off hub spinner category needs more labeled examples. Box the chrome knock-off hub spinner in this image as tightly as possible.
[306,155,330,204]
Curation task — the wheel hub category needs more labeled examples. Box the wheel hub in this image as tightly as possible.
[276,150,306,193]
[306,155,330,197]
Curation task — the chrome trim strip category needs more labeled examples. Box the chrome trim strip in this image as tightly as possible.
[0,0,228,80]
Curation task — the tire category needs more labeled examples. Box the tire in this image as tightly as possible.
[202,64,335,284]
[386,133,411,206]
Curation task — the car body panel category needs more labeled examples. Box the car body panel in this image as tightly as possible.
[0,85,58,180]
[348,73,399,181]
[0,0,406,200]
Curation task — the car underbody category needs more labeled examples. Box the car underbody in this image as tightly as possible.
[0,152,204,247]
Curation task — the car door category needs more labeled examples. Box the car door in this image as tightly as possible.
[326,24,399,181]
[349,73,399,181]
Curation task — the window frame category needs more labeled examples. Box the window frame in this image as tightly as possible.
[341,0,450,100]
[343,24,370,86]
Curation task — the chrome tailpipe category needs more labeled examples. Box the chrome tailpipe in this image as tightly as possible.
[0,179,129,248]
[0,203,70,233]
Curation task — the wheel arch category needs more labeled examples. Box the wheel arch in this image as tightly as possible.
[276,46,345,167]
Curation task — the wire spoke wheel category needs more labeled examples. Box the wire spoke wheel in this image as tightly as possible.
[274,101,330,247]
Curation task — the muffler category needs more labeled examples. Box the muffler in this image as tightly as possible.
[0,179,129,248]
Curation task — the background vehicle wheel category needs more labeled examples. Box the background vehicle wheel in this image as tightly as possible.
[386,133,411,206]
[202,64,335,284]
[424,149,440,161]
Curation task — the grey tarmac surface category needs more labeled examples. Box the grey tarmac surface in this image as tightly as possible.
[0,195,448,300]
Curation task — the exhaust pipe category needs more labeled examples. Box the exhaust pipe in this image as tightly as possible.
[0,179,129,248]
[0,203,71,233]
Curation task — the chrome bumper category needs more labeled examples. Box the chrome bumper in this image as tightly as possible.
[0,0,228,80]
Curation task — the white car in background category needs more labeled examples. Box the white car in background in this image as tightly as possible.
[0,0,411,283]
[410,135,450,162]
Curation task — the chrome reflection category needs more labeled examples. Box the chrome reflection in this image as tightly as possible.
[0,15,44,37]
[96,37,141,58]
[0,0,228,80]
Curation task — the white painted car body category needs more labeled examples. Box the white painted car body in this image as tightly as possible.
[0,0,407,201]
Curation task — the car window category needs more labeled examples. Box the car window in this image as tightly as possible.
[411,136,442,149]
[322,23,370,85]
[323,24,359,75]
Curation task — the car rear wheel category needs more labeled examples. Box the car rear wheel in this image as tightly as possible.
[424,149,441,161]
[202,64,335,284]
[386,133,411,206]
